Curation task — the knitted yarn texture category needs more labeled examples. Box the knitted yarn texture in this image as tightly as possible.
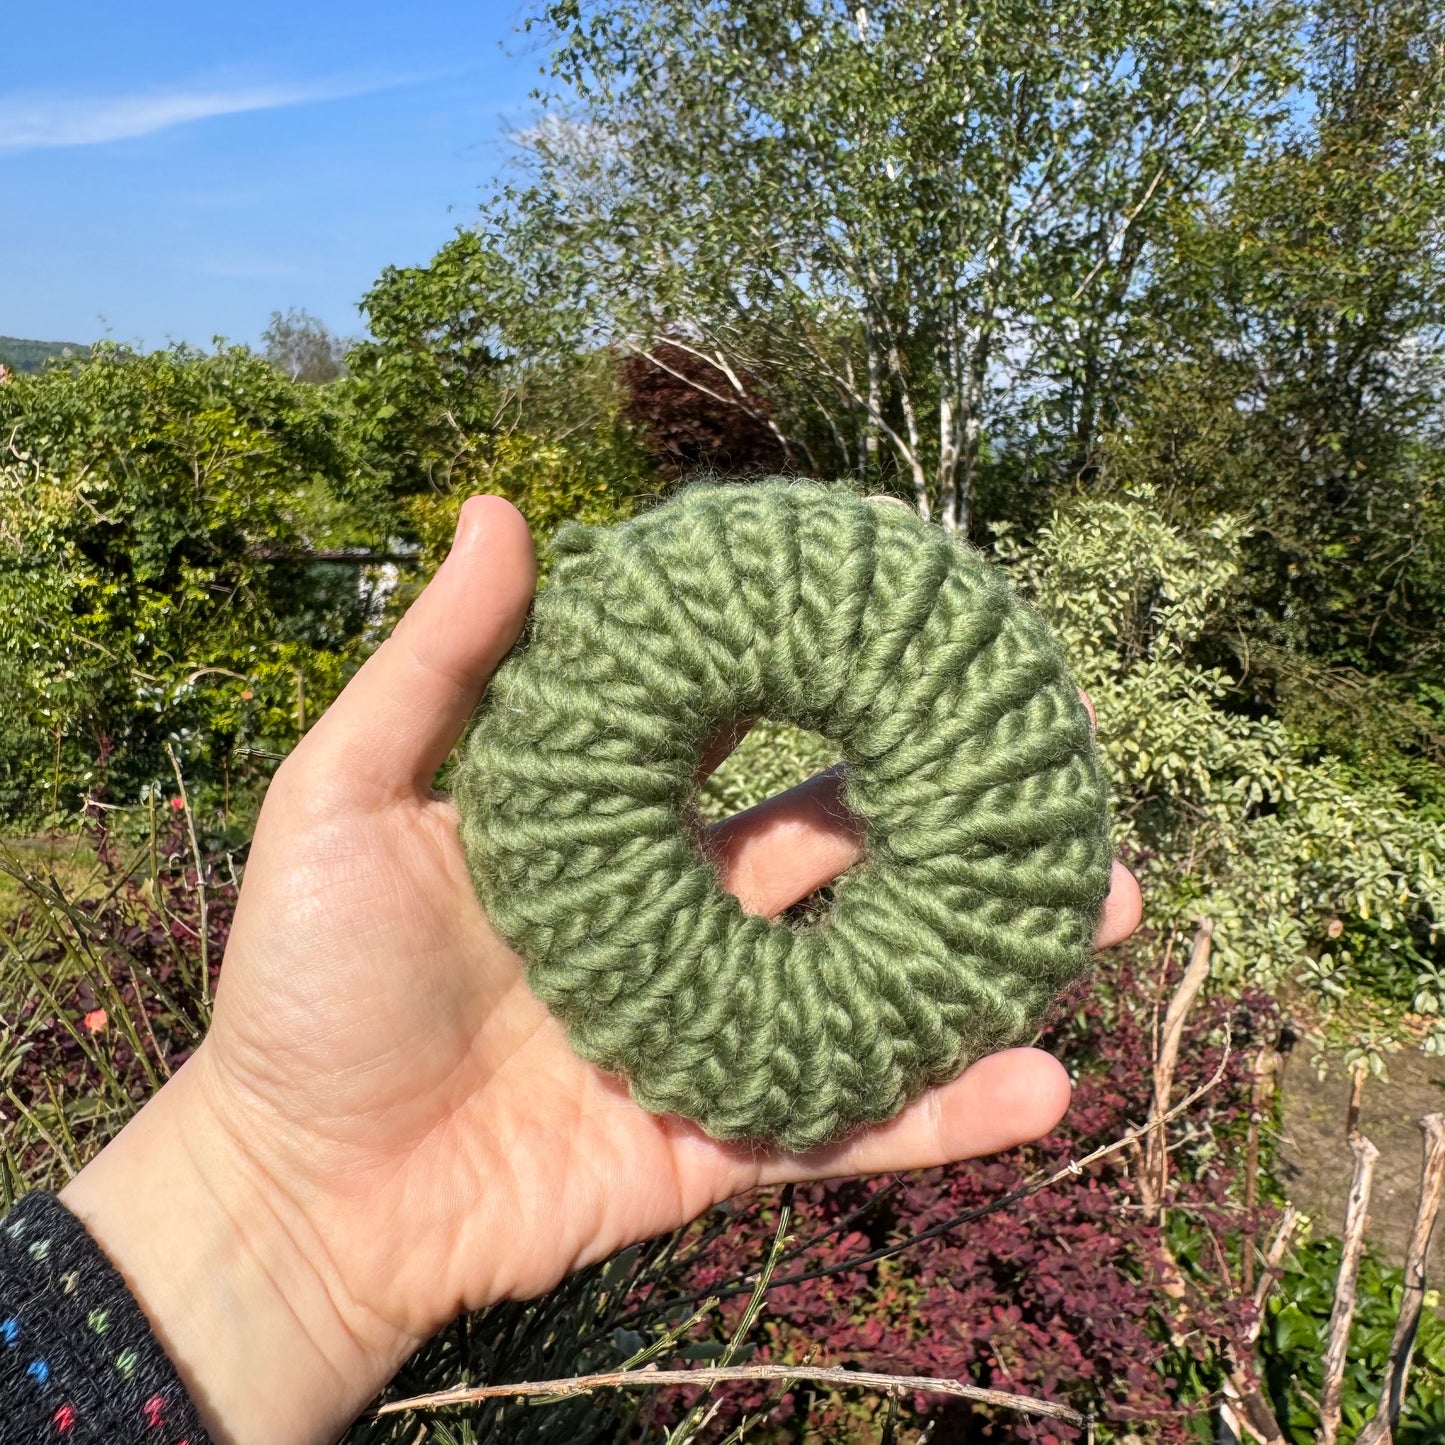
[454,480,1113,1152]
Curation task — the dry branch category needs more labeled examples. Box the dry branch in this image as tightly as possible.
[1243,1044,1284,1294]
[1345,1058,1367,1139]
[1220,1207,1304,1445]
[1141,918,1214,1221]
[1252,1206,1303,1331]
[1120,920,1286,1445]
[1357,1112,1445,1445]
[164,742,210,1008]
[374,1363,1085,1426]
[1318,1070,1380,1445]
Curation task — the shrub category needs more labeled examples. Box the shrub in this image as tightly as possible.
[0,343,380,823]
[621,343,789,479]
[996,489,1445,1053]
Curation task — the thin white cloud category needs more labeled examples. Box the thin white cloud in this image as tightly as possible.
[0,76,407,155]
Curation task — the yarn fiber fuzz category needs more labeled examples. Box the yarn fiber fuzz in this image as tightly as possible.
[454,479,1113,1152]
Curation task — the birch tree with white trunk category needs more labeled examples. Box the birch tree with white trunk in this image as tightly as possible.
[496,0,1299,530]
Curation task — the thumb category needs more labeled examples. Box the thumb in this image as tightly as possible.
[295,495,536,802]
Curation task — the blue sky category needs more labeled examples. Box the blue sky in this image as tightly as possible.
[2,1,542,350]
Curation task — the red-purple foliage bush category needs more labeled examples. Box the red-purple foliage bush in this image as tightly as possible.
[638,953,1281,1442]
[4,807,1285,1443]
[2,808,235,1185]
[621,343,790,477]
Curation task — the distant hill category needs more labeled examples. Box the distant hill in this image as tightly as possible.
[0,336,90,374]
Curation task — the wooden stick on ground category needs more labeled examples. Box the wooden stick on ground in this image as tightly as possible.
[1317,1064,1379,1445]
[1357,1112,1445,1445]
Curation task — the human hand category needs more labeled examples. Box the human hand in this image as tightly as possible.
[61,496,1142,1445]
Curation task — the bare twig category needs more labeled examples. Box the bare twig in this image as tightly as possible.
[1357,1113,1445,1445]
[1318,1070,1380,1445]
[1252,1206,1303,1331]
[1218,1380,1284,1445]
[1219,1207,1304,1445]
[1243,1045,1284,1294]
[1123,922,1283,1445]
[1140,918,1215,1222]
[374,1363,1085,1426]
[669,1187,793,1443]
[164,743,210,1008]
[181,666,248,686]
[1345,1060,1367,1140]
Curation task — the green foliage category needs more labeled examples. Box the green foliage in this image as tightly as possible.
[345,232,517,498]
[698,721,839,820]
[1122,0,1445,683]
[0,343,377,820]
[1261,1233,1445,1443]
[405,431,654,569]
[1089,333,1445,874]
[343,230,662,572]
[3,0,1444,1423]
[997,489,1445,1048]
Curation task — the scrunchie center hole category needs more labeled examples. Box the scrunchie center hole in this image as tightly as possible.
[694,719,844,823]
[692,718,867,930]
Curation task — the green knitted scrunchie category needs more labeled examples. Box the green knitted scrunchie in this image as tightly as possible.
[454,479,1113,1152]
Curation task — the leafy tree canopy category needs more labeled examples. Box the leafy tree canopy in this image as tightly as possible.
[492,0,1301,530]
[261,308,353,385]
[342,230,663,555]
[1137,0,1445,681]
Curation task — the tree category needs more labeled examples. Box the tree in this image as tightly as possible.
[344,234,515,497]
[343,232,661,553]
[262,307,352,384]
[1100,0,1445,690]
[489,0,1299,532]
[990,0,1445,677]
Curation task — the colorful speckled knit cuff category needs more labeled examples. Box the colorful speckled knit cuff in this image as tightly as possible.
[0,1192,210,1444]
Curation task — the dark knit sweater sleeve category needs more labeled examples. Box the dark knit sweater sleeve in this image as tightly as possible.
[0,1191,211,1444]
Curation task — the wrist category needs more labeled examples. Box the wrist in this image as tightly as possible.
[59,1047,417,1445]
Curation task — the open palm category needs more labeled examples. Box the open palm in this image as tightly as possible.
[176,495,1139,1438]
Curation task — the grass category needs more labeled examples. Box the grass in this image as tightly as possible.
[0,831,99,925]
